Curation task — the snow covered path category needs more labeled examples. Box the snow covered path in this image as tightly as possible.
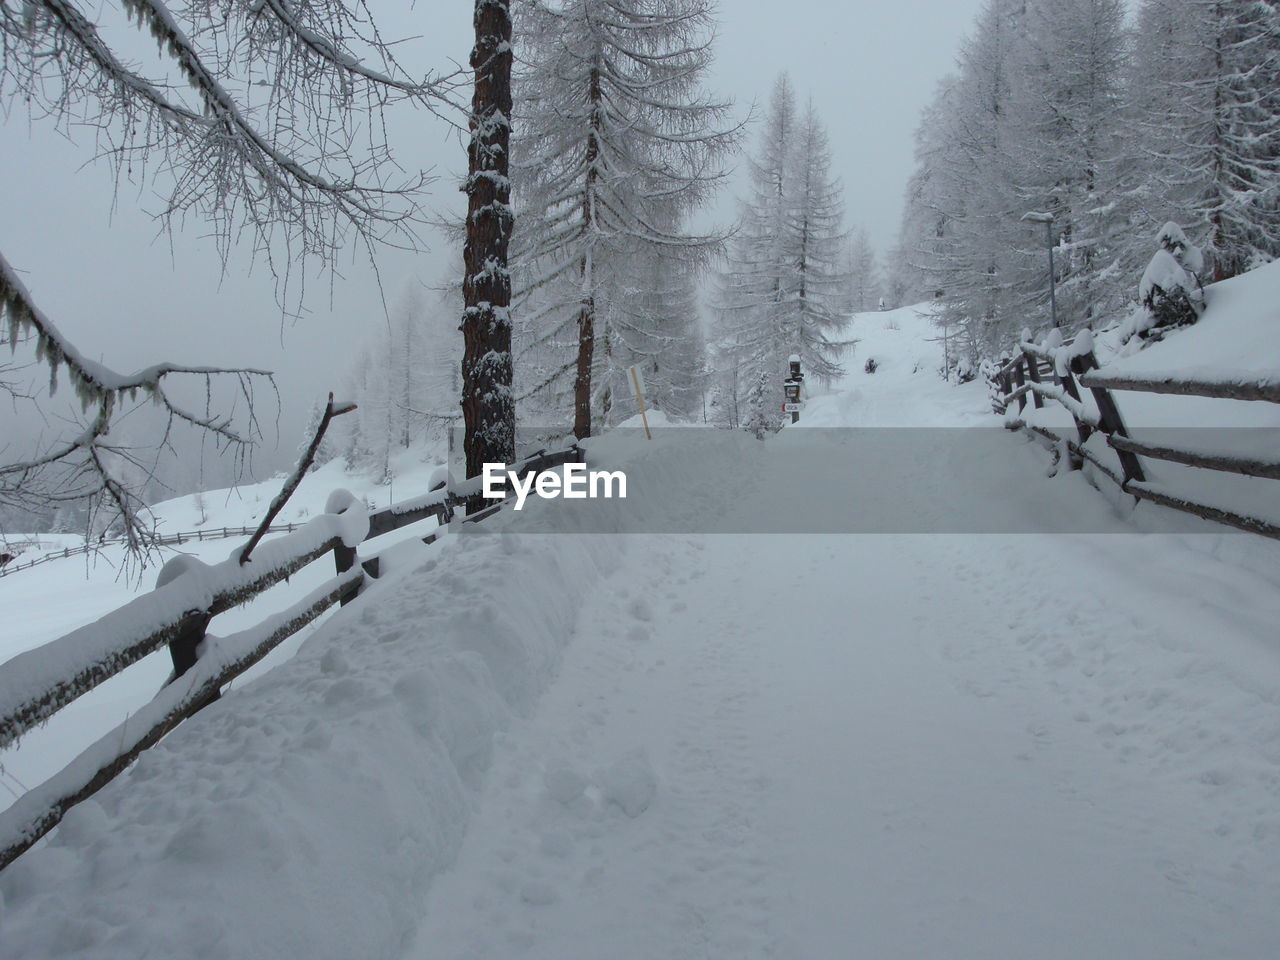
[406,308,1280,958]
[405,525,1280,959]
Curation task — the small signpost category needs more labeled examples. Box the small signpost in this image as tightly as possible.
[627,364,652,440]
[783,354,804,423]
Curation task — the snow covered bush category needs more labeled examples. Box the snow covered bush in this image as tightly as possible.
[1133,222,1205,341]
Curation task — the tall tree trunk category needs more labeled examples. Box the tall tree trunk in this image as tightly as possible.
[573,62,603,440]
[462,0,516,494]
[574,285,595,439]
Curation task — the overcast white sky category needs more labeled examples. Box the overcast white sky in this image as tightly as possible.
[0,0,988,472]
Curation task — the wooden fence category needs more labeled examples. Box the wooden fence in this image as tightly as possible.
[0,524,303,579]
[990,332,1280,540]
[0,445,582,871]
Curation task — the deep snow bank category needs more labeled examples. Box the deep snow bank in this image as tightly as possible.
[1101,258,1280,393]
[0,502,624,959]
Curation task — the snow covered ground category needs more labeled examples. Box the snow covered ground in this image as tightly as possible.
[402,306,1280,959]
[3,303,1280,958]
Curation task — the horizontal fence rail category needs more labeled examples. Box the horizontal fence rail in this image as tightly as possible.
[1079,373,1280,405]
[0,524,302,579]
[0,444,582,871]
[990,330,1280,541]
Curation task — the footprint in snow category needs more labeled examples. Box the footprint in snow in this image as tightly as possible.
[598,749,657,818]
[543,762,588,805]
[520,880,558,906]
[628,597,654,621]
[539,830,574,859]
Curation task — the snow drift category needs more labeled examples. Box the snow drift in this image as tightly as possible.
[0,507,624,959]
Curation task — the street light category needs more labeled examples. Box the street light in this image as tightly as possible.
[1021,210,1058,329]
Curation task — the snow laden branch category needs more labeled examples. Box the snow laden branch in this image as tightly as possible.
[0,250,274,554]
[1,0,455,298]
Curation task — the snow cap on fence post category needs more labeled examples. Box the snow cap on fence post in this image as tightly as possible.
[324,489,370,548]
[155,554,210,590]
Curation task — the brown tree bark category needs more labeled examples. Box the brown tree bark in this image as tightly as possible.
[462,0,516,496]
[573,62,603,440]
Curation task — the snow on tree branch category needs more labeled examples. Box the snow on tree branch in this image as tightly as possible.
[1,0,455,301]
[1,250,275,557]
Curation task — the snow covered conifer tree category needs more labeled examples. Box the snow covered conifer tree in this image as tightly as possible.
[715,78,849,436]
[1128,0,1280,281]
[611,242,708,421]
[1008,0,1130,330]
[846,227,883,314]
[785,103,852,375]
[890,77,963,309]
[925,0,1030,358]
[510,0,737,438]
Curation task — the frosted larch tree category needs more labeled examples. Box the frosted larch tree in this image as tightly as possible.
[510,0,737,438]
[1009,0,1130,331]
[1128,0,1280,281]
[715,79,849,437]
[845,226,883,314]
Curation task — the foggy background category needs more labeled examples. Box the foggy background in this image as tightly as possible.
[0,0,988,488]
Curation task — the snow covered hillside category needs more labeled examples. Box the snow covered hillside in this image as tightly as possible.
[4,303,1280,959]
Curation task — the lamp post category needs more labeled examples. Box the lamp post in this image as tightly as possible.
[1020,211,1058,329]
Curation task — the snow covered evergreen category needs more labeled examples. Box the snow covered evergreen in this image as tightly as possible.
[1127,0,1280,282]
[509,0,737,436]
[712,77,850,435]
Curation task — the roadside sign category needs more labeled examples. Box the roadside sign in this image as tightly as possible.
[782,402,804,413]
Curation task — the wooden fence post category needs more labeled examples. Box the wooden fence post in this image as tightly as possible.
[334,543,361,606]
[1073,351,1146,486]
[1023,348,1045,409]
[1013,359,1027,413]
[1056,363,1090,469]
[167,608,218,709]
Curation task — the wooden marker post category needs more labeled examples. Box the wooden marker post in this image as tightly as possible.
[628,365,652,440]
[783,354,804,423]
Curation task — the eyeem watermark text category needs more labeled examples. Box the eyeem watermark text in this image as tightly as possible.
[483,463,627,510]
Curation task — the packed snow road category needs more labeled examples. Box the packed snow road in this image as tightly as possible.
[406,311,1280,958]
[405,535,1280,960]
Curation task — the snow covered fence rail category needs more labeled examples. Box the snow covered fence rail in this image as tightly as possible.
[335,446,585,595]
[0,524,303,580]
[990,330,1280,540]
[0,445,583,872]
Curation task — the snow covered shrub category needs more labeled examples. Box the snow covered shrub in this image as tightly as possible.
[1134,222,1205,341]
[953,355,977,383]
